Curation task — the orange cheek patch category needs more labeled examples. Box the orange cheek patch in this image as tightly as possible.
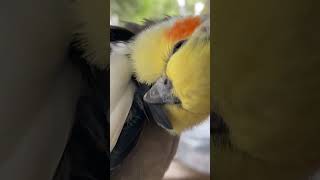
[166,16,201,42]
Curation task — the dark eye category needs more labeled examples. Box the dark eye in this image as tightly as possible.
[172,40,187,54]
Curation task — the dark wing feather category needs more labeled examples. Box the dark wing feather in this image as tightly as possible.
[109,26,147,172]
[110,89,146,172]
[109,25,172,171]
[110,26,135,42]
[53,23,172,180]
[110,82,172,173]
[109,24,174,172]
[53,34,108,180]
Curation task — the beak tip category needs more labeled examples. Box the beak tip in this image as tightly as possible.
[143,88,161,104]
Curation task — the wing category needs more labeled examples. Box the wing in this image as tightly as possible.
[109,25,173,172]
[53,36,108,180]
[110,26,146,171]
[110,41,136,152]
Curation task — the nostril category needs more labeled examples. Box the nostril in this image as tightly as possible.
[164,78,168,85]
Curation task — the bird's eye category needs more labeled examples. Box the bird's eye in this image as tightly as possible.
[172,40,187,54]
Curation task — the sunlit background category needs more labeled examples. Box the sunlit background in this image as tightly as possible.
[110,0,206,25]
[111,0,210,180]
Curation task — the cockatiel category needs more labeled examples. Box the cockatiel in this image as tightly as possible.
[53,1,108,180]
[110,15,210,170]
[131,15,210,134]
[213,0,320,179]
[109,26,147,171]
[1,1,107,180]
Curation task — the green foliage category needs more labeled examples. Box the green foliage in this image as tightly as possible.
[111,0,205,25]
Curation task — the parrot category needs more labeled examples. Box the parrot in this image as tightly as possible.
[109,14,211,172]
[130,15,211,134]
[52,1,108,180]
[212,0,320,179]
[109,26,148,172]
[1,1,107,180]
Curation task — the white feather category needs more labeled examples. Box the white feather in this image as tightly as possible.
[110,43,135,152]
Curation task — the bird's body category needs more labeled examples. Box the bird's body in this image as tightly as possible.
[109,15,210,171]
[130,16,210,134]
[213,0,320,179]
[53,0,108,178]
[110,42,135,152]
[0,1,107,180]
[109,26,147,171]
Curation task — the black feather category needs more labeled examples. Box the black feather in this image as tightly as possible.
[109,26,172,172]
[109,26,146,173]
[52,34,108,180]
[109,27,138,170]
[53,22,172,180]
[212,111,231,148]
[110,26,135,42]
[110,89,146,173]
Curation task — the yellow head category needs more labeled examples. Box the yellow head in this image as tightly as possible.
[130,16,210,134]
[131,16,203,84]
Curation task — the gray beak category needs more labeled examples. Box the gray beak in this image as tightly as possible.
[143,77,181,105]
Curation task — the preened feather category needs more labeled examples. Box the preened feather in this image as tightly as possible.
[109,23,174,172]
[109,26,147,172]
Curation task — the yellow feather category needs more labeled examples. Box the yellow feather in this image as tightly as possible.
[166,29,210,133]
[164,105,209,134]
[131,17,210,134]
[130,24,174,84]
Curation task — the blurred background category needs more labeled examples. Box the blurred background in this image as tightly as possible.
[111,1,210,180]
[110,0,207,25]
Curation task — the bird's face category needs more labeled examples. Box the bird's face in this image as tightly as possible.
[131,16,210,133]
[131,16,204,84]
[166,19,210,115]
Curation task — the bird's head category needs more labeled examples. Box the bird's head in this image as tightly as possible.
[130,16,210,134]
